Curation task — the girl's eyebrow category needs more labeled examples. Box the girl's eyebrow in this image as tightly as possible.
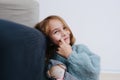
[50,28,60,33]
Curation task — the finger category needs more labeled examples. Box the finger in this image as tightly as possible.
[47,71,51,77]
[56,48,61,54]
[58,40,62,45]
[56,50,60,54]
[58,64,66,70]
[59,38,65,44]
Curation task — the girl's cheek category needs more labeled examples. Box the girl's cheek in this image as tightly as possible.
[55,37,61,43]
[54,34,61,40]
[50,35,60,44]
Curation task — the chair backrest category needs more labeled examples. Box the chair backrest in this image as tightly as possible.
[0,19,46,80]
[0,0,40,27]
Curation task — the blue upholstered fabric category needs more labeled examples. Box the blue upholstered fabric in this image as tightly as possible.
[0,19,46,80]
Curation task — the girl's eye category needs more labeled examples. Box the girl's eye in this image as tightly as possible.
[53,30,59,34]
[63,27,67,30]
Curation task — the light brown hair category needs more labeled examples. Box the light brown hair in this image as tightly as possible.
[35,15,75,62]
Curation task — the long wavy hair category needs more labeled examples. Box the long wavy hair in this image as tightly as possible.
[35,15,76,63]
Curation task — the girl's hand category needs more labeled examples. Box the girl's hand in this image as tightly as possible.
[57,39,72,58]
[47,65,65,79]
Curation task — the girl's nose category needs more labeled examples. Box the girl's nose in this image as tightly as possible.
[61,30,67,37]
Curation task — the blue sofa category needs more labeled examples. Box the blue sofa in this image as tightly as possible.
[0,19,46,80]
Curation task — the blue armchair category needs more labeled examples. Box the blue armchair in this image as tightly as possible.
[0,19,46,80]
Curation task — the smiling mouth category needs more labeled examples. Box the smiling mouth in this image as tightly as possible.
[64,37,69,40]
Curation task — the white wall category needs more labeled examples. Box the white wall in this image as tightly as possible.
[39,0,120,73]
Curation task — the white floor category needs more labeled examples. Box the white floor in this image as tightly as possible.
[100,72,120,80]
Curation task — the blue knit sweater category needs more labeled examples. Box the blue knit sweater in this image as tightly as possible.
[52,44,100,80]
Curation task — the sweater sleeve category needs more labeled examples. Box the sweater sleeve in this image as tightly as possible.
[67,44,100,75]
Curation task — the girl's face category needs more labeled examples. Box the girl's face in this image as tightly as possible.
[48,19,70,46]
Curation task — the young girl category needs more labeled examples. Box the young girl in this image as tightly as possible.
[35,15,100,80]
